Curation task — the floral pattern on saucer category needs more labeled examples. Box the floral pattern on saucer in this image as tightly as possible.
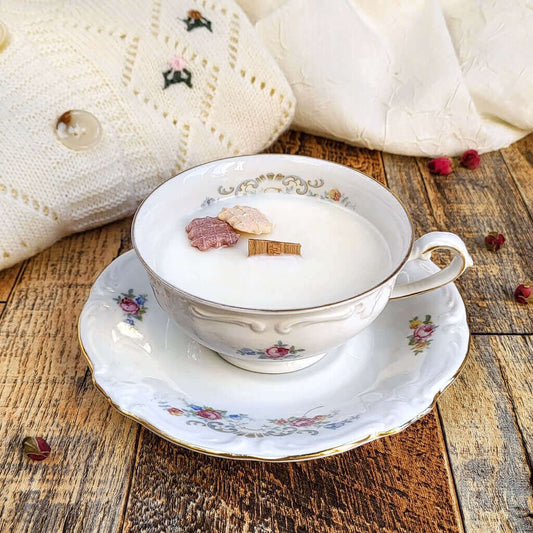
[407,315,438,355]
[162,401,249,422]
[114,289,148,325]
[237,340,305,360]
[158,397,359,438]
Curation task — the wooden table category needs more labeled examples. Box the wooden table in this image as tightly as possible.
[0,131,532,533]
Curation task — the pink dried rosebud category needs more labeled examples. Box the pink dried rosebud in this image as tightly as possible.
[485,232,505,252]
[514,284,532,305]
[23,436,51,461]
[428,157,453,175]
[460,149,481,170]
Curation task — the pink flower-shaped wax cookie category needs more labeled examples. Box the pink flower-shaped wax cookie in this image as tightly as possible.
[186,217,239,251]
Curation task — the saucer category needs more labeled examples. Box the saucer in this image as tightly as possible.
[78,250,469,461]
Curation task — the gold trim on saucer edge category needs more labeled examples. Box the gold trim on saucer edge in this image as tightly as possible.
[77,316,471,462]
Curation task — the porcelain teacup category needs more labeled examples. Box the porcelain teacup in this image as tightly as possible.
[132,154,472,373]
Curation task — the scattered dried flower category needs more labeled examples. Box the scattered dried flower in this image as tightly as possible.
[428,157,453,175]
[460,149,481,170]
[514,284,532,305]
[485,232,505,252]
[23,436,51,461]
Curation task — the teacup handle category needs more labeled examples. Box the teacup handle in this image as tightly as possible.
[390,231,473,299]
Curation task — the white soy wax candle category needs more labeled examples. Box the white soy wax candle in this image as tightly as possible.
[154,194,393,310]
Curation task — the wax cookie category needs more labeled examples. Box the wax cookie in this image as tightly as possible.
[217,206,273,235]
[186,217,239,251]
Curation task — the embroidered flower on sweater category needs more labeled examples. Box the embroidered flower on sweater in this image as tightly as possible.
[182,10,212,32]
[163,56,192,89]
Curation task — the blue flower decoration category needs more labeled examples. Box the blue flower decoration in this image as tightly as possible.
[189,404,202,411]
[324,422,345,430]
[125,317,135,326]
[135,295,146,305]
[228,414,241,420]
[237,348,256,356]
[201,197,216,208]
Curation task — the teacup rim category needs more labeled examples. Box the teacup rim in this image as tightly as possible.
[131,153,415,314]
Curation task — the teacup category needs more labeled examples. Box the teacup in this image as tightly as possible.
[132,154,472,373]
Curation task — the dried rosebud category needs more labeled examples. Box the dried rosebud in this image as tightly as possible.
[484,232,505,252]
[428,157,453,175]
[514,284,532,305]
[23,436,51,461]
[460,149,481,170]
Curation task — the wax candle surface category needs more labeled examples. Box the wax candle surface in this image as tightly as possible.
[155,194,393,309]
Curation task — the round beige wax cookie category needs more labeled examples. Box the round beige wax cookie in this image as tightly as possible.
[217,205,273,235]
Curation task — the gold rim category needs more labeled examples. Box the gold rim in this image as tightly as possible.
[77,316,471,462]
[389,245,468,300]
[131,154,416,314]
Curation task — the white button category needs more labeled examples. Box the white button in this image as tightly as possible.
[0,21,8,49]
[55,110,102,150]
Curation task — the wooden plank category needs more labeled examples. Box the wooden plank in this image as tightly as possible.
[501,133,533,221]
[0,218,139,533]
[267,130,388,186]
[123,412,461,533]
[438,335,533,533]
[383,150,533,334]
[122,132,462,533]
[0,262,23,302]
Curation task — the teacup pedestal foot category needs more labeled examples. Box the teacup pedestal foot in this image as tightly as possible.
[217,352,327,374]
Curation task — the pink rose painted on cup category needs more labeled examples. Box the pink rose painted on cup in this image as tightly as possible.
[413,324,435,341]
[119,297,140,315]
[328,189,341,201]
[237,341,305,360]
[197,409,222,420]
[265,346,290,358]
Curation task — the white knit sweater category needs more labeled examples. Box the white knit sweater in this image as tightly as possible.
[0,0,295,269]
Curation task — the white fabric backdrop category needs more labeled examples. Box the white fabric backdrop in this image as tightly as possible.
[238,0,533,156]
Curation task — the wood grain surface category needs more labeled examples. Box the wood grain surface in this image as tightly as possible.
[0,221,139,533]
[122,413,461,533]
[383,149,533,334]
[0,263,23,302]
[438,336,533,533]
[501,134,533,221]
[0,131,531,533]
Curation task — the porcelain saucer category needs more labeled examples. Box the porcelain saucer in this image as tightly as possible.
[78,250,469,461]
